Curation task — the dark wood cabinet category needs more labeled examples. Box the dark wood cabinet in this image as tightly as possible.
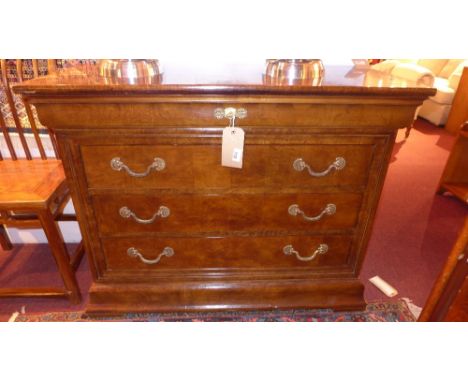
[445,67,468,135]
[14,65,434,315]
[419,217,468,321]
[438,121,468,203]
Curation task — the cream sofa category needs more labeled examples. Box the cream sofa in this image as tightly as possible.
[372,59,468,126]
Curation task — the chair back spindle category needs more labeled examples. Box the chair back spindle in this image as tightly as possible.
[0,103,17,160]
[1,59,32,159]
[32,60,39,78]
[0,59,59,160]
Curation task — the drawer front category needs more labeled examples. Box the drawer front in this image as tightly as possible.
[36,102,415,129]
[93,192,363,235]
[101,234,353,271]
[81,144,373,190]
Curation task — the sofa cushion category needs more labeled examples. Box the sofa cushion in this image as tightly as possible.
[431,77,455,104]
[370,60,399,74]
[417,59,449,76]
[398,59,418,64]
[371,59,419,74]
[439,59,464,78]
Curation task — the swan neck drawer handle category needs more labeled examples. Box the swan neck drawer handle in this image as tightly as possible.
[283,244,329,262]
[293,157,346,177]
[288,203,336,222]
[127,246,174,265]
[110,157,165,177]
[119,206,170,224]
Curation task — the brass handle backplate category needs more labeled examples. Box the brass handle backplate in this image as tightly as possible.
[119,206,170,224]
[110,157,165,177]
[288,203,336,222]
[283,244,329,262]
[214,107,247,120]
[293,157,346,177]
[127,246,174,265]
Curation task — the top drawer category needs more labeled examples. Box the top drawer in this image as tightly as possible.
[32,102,416,129]
[81,143,374,190]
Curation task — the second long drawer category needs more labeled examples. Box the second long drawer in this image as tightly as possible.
[93,192,363,235]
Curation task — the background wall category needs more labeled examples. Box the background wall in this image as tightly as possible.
[6,201,81,244]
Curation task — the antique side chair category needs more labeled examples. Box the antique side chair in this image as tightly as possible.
[0,59,84,304]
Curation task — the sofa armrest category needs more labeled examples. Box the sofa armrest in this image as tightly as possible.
[448,61,468,90]
[448,72,462,90]
[391,63,435,87]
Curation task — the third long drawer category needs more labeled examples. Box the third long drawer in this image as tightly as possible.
[100,233,354,272]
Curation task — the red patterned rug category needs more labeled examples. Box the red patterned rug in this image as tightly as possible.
[12,301,415,322]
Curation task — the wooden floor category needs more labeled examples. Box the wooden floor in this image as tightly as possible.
[0,243,91,320]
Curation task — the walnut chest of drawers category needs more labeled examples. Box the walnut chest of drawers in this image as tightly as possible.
[15,65,435,314]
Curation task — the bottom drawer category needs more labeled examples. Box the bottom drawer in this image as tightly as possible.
[101,234,353,272]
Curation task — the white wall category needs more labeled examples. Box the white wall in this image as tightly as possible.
[6,201,82,244]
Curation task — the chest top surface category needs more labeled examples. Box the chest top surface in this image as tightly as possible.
[13,63,436,99]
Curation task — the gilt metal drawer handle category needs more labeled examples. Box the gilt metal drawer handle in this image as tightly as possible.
[119,206,170,224]
[283,244,329,262]
[293,157,346,177]
[127,246,174,265]
[110,157,165,177]
[288,203,336,221]
[214,107,247,120]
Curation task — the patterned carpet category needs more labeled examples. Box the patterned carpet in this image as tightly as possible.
[12,301,415,322]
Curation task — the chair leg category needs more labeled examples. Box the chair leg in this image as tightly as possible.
[38,210,81,305]
[0,224,13,251]
[405,125,412,139]
[71,241,86,271]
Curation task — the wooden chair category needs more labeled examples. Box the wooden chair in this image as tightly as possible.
[0,59,84,304]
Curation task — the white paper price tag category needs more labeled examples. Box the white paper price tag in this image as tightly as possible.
[222,127,245,168]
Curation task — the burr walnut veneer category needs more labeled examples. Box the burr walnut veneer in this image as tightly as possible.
[14,65,435,314]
